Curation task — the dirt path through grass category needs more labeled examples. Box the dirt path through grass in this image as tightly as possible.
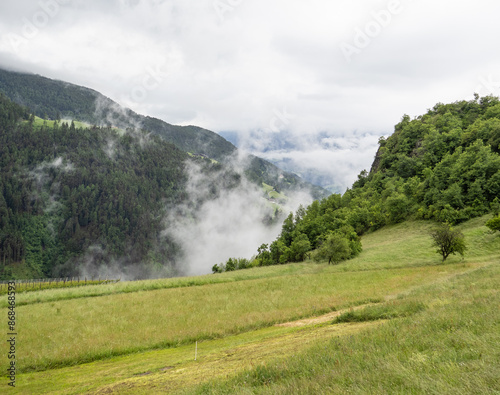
[275,303,379,327]
[277,263,488,328]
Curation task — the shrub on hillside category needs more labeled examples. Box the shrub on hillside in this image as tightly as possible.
[485,217,500,232]
[212,257,253,273]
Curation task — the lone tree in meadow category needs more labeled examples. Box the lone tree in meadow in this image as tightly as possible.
[314,233,351,264]
[430,222,467,262]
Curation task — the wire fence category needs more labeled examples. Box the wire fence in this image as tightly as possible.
[0,277,120,294]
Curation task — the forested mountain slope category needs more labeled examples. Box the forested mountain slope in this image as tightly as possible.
[0,94,237,279]
[254,95,500,267]
[0,68,327,199]
[0,68,234,160]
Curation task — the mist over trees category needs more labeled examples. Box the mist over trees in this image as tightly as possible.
[0,69,328,200]
[0,91,308,280]
[0,68,325,280]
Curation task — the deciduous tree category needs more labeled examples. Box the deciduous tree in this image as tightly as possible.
[314,233,351,265]
[430,222,466,262]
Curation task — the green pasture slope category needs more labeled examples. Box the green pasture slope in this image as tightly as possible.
[31,116,91,130]
[1,216,499,394]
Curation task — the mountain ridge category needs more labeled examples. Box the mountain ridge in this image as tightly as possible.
[0,68,328,199]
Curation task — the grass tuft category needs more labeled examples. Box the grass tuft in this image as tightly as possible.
[334,300,427,323]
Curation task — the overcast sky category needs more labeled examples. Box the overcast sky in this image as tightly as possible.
[1,0,500,190]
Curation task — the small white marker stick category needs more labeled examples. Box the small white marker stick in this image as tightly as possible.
[195,341,197,361]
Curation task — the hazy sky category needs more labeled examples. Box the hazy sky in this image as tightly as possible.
[1,0,500,189]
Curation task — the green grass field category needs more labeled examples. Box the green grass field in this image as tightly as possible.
[262,182,287,202]
[1,216,498,394]
[31,116,91,130]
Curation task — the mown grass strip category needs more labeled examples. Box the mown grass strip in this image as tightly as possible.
[0,262,327,308]
[0,279,118,295]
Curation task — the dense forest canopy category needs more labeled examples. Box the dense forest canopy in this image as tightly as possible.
[251,95,500,268]
[0,68,237,161]
[0,94,194,279]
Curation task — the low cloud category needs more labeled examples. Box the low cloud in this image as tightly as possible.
[59,245,177,281]
[28,156,74,195]
[163,156,312,276]
[2,0,500,135]
[228,130,381,192]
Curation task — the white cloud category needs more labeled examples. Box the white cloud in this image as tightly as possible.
[243,131,382,192]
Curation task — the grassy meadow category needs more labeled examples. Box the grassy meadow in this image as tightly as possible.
[193,263,499,395]
[0,216,498,394]
[31,116,91,130]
